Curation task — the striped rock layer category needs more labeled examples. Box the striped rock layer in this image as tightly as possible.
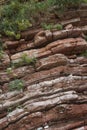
[0,5,87,130]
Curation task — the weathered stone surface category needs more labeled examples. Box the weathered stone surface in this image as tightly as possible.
[61,18,81,26]
[65,24,73,30]
[4,26,87,55]
[50,37,87,55]
[0,52,10,70]
[34,35,47,47]
[36,54,68,71]
[45,30,53,41]
[21,28,42,40]
[53,30,68,40]
[0,66,35,83]
[0,8,87,129]
[11,37,87,63]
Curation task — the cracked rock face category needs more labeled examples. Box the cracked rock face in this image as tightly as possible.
[0,6,87,130]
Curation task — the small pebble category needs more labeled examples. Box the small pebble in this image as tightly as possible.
[37,127,43,130]
[44,125,49,129]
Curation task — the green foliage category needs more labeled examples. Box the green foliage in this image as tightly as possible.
[0,0,86,38]
[15,34,21,40]
[50,0,82,9]
[5,31,21,40]
[0,0,32,38]
[12,53,37,68]
[83,0,87,3]
[6,67,13,74]
[17,19,32,31]
[5,30,15,37]
[81,50,87,57]
[42,23,63,30]
[8,79,24,91]
[0,0,53,38]
[55,24,63,30]
[42,23,53,30]
[21,53,37,65]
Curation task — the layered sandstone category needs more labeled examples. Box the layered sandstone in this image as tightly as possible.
[0,6,87,130]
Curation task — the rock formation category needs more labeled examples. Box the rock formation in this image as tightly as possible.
[0,4,87,130]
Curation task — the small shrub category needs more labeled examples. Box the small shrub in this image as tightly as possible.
[0,0,32,38]
[8,79,24,91]
[54,24,63,30]
[6,67,13,74]
[51,0,82,10]
[15,33,21,40]
[17,19,32,31]
[5,31,21,40]
[12,54,37,68]
[41,23,53,30]
[0,0,85,38]
[81,50,87,57]
[21,53,37,65]
[5,30,15,37]
[42,23,63,30]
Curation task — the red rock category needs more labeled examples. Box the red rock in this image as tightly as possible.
[45,30,53,41]
[34,31,48,47]
[36,54,68,71]
[65,24,73,30]
[0,52,10,70]
[53,30,67,40]
[34,36,47,47]
[1,12,87,130]
[51,38,87,55]
[61,18,80,26]
[21,28,42,40]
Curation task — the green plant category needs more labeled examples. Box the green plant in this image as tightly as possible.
[6,67,13,74]
[50,0,82,10]
[5,30,15,37]
[8,79,24,91]
[54,24,63,30]
[0,0,53,38]
[83,0,87,2]
[15,33,21,40]
[5,31,21,40]
[81,50,87,57]
[41,23,53,30]
[0,0,32,39]
[12,53,37,68]
[42,23,63,30]
[17,19,32,31]
[21,53,37,65]
[0,0,86,38]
